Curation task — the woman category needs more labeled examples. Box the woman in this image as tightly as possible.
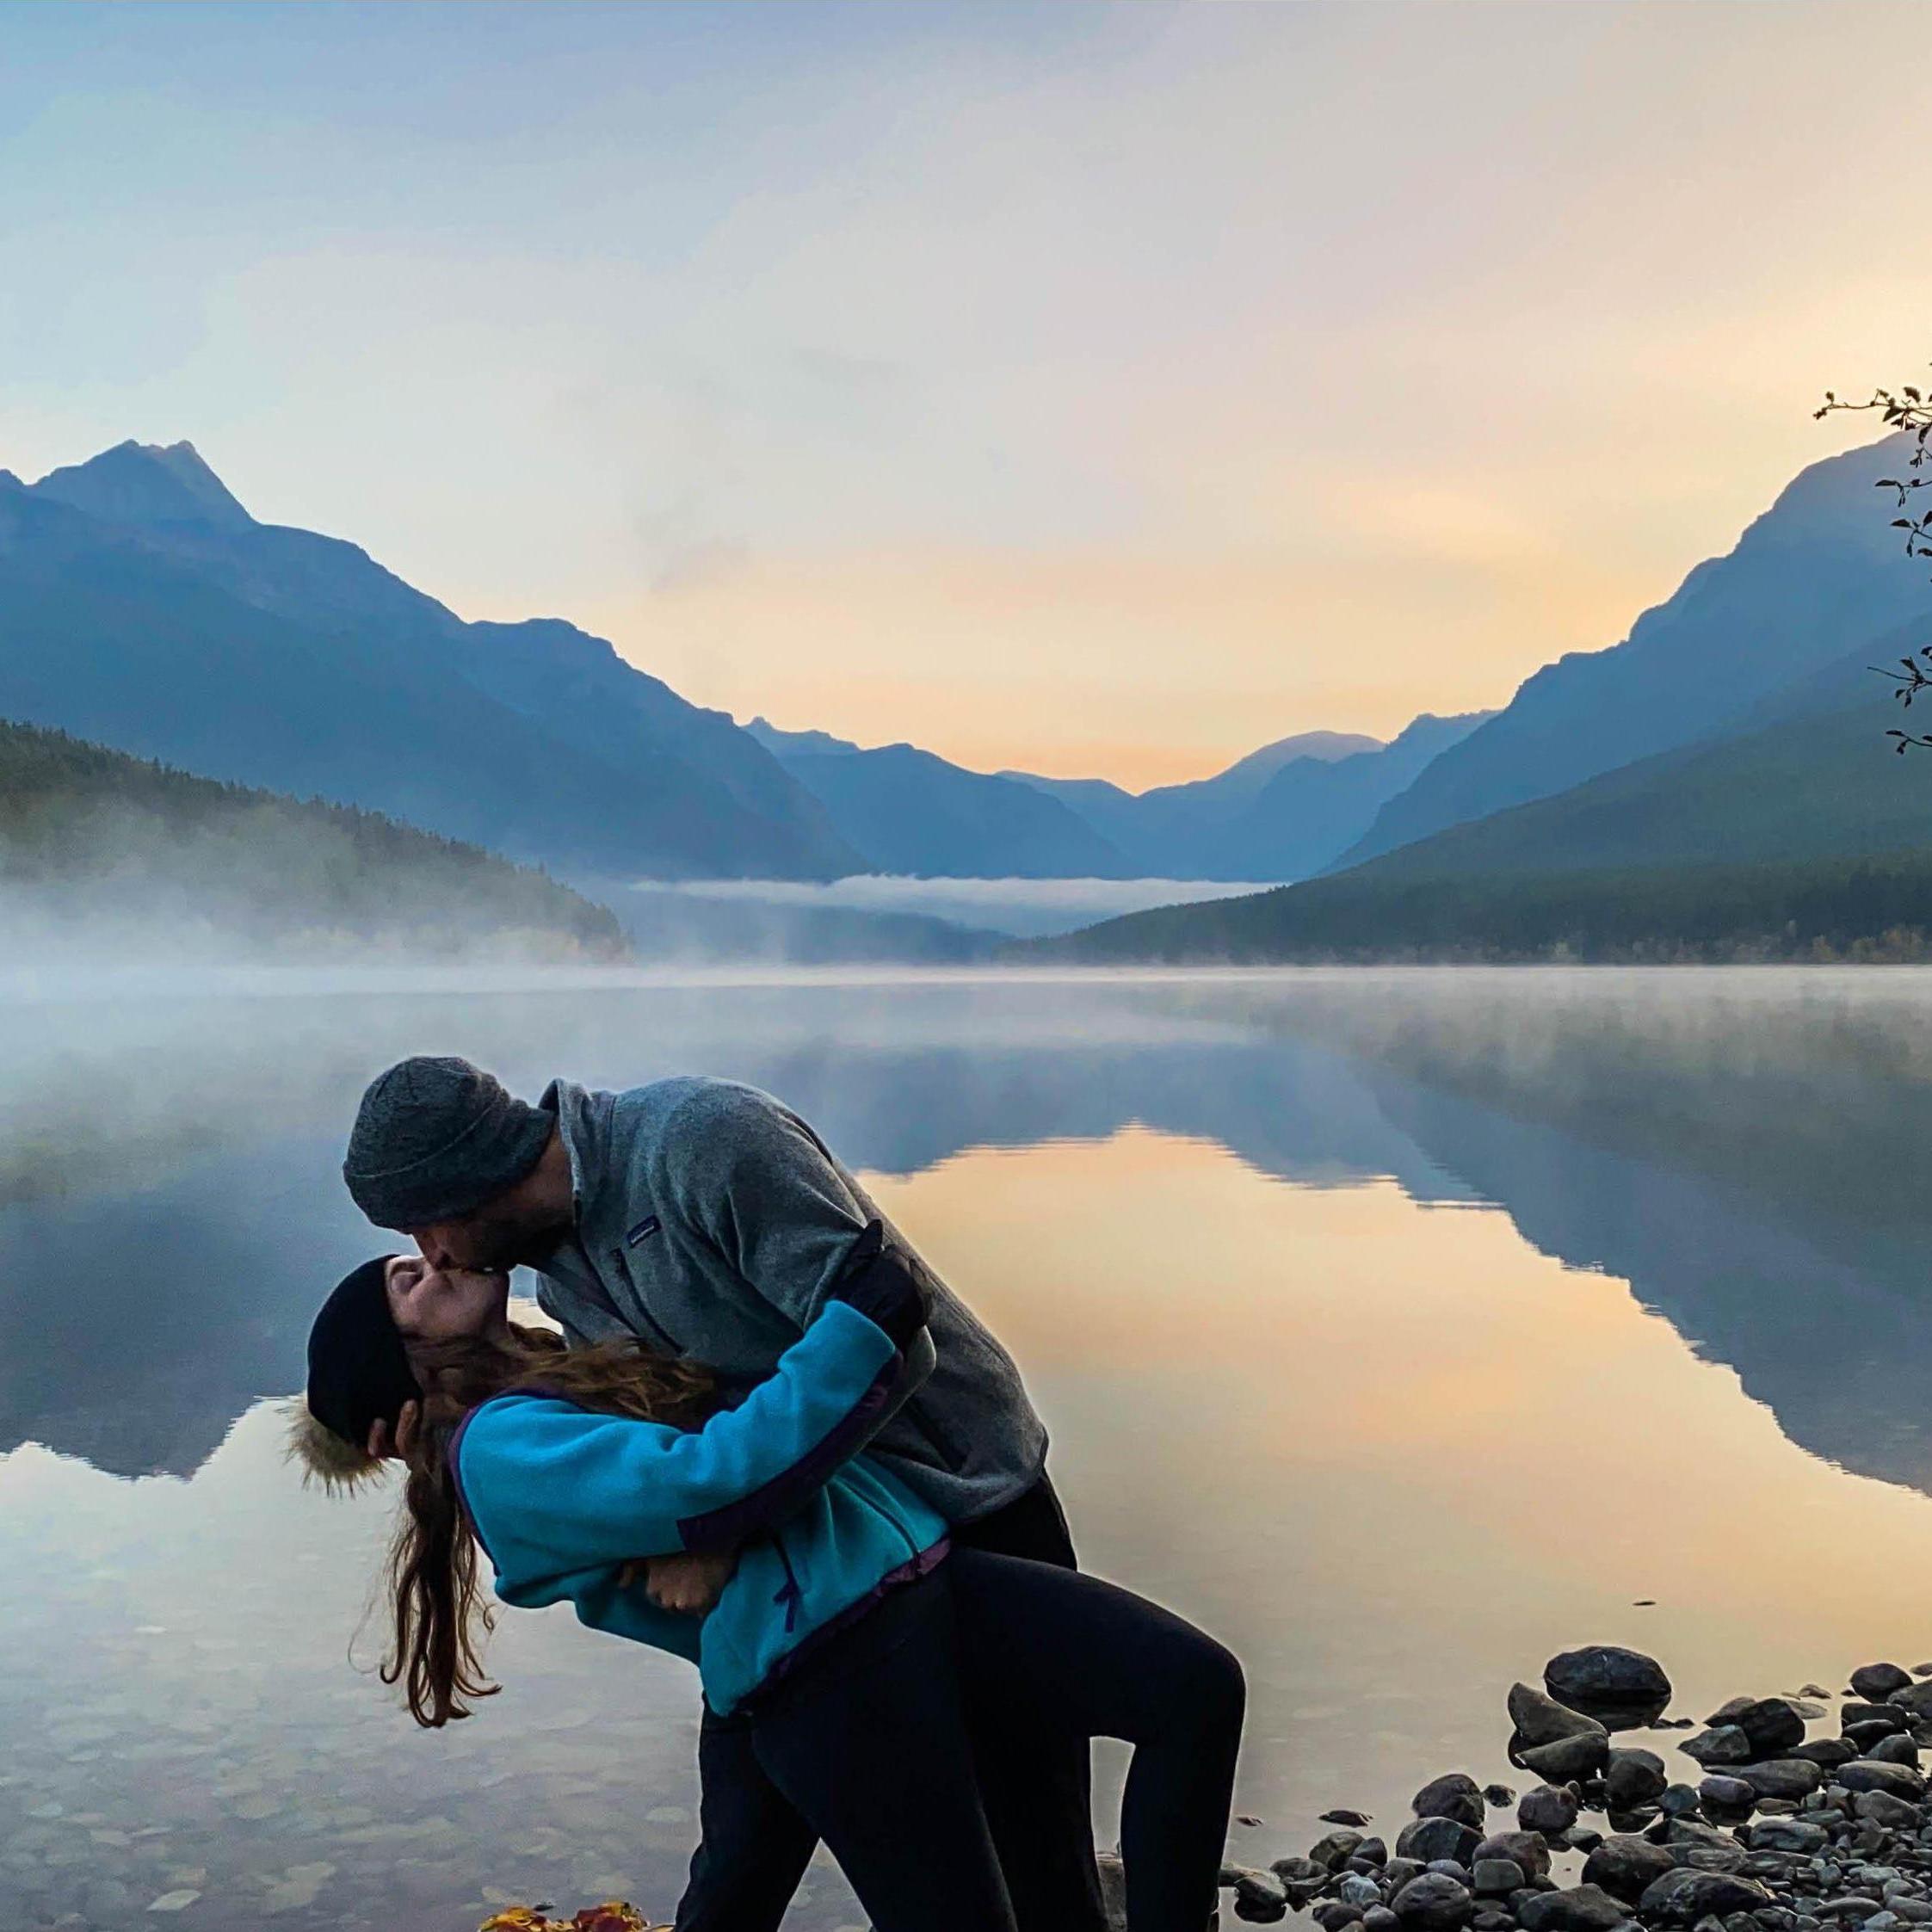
[290,1226,1244,1932]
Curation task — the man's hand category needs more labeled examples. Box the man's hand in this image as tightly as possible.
[365,1399,422,1464]
[625,1548,738,1617]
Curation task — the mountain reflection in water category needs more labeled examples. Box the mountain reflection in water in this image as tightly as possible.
[12,969,1932,1930]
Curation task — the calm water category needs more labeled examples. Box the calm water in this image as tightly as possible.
[11,966,1932,1929]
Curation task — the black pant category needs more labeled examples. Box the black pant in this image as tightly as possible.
[675,1474,1108,1931]
[704,1548,1244,1932]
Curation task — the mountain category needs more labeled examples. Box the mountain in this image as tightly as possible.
[1034,616,1932,962]
[750,713,1484,882]
[745,716,863,759]
[1005,729,1384,877]
[767,741,1135,878]
[1210,712,1494,880]
[0,442,864,883]
[1336,432,1929,867]
[0,718,627,960]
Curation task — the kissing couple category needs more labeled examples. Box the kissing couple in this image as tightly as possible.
[291,1055,1244,1931]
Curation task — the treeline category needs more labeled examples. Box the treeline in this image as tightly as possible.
[1037,849,1932,966]
[0,719,628,960]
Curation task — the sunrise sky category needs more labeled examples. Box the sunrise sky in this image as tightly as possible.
[4,0,1928,787]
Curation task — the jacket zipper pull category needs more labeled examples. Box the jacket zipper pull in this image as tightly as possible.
[771,1536,803,1633]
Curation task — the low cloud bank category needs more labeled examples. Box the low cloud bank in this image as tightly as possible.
[643,874,1268,940]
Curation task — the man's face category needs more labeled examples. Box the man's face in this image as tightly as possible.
[408,1202,550,1274]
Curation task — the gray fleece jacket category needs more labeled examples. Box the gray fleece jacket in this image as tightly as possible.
[531,1076,1048,1526]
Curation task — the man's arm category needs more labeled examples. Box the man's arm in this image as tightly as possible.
[668,1085,937,1368]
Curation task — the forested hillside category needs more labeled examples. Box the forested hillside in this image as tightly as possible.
[0,719,627,960]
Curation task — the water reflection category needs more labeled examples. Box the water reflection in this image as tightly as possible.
[11,969,1932,1930]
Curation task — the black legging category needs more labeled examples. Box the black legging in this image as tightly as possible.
[744,1547,1244,1932]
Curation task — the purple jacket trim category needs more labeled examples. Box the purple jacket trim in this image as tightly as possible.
[445,1404,497,1565]
[745,1535,953,1706]
[675,1350,904,1552]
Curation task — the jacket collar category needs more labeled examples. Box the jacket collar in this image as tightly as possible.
[540,1079,617,1229]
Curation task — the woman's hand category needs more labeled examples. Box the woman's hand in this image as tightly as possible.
[366,1399,423,1463]
[633,1547,738,1617]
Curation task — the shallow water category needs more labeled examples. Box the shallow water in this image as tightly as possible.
[9,966,1932,1929]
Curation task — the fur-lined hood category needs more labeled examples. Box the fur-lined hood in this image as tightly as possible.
[283,1395,390,1497]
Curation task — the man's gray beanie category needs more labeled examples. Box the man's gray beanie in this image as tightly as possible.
[343,1056,555,1230]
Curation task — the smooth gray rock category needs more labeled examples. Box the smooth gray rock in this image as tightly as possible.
[1522,1786,1583,1836]
[1687,1729,1757,1768]
[1662,1785,1706,1818]
[1520,1732,1612,1783]
[1398,1818,1482,1867]
[1707,1698,1759,1726]
[1673,1842,1749,1875]
[1887,1684,1932,1720]
[1315,1831,1371,1870]
[1382,1860,1428,1897]
[1583,1836,1677,1902]
[1392,1873,1475,1932]
[1478,1831,1552,1880]
[1270,1856,1327,1901]
[1749,1818,1830,1855]
[1364,1911,1401,1932]
[1484,1786,1517,1810]
[1314,1900,1364,1930]
[1701,1777,1757,1818]
[1416,1776,1490,1831]
[1855,1669,1916,1703]
[1638,1870,1775,1923]
[1518,1885,1632,1932]
[1798,1741,1862,1770]
[1737,1701,1812,1757]
[1853,1792,1922,1830]
[1513,1682,1611,1750]
[1870,1737,1921,1768]
[1742,1762,1828,1801]
[1843,1705,1914,1737]
[1839,1763,1929,1801]
[1356,1839,1391,1867]
[1342,1874,1386,1908]
[1325,1811,1376,1828]
[1474,1861,1527,1898]
[1546,1648,1673,1714]
[1607,1750,1670,1812]
[1234,1868,1292,1923]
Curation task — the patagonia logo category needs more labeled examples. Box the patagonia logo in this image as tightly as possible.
[627,1215,662,1247]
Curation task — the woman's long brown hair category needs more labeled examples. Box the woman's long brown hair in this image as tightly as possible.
[383,1321,716,1728]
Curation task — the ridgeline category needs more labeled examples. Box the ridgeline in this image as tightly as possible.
[0,719,628,960]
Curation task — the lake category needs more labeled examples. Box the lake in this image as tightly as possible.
[10,966,1932,1930]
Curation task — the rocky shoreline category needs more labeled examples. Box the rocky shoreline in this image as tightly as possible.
[1214,1646,1932,1932]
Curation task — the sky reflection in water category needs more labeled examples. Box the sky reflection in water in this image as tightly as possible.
[8,968,1932,1929]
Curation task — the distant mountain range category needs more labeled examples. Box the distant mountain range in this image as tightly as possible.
[1,438,1495,895]
[0,441,862,884]
[750,713,1493,880]
[11,430,1931,946]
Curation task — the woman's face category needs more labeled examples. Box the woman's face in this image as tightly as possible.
[383,1254,510,1343]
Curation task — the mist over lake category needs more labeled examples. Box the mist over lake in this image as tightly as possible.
[12,965,1932,1929]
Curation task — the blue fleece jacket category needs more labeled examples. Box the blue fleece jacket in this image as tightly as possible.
[450,1299,952,1715]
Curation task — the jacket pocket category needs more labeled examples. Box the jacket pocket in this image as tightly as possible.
[607,1248,684,1354]
[898,1393,970,1472]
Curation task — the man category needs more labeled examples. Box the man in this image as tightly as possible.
[343,1054,1107,1932]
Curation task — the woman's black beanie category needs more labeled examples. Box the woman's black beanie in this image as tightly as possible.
[306,1257,423,1451]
